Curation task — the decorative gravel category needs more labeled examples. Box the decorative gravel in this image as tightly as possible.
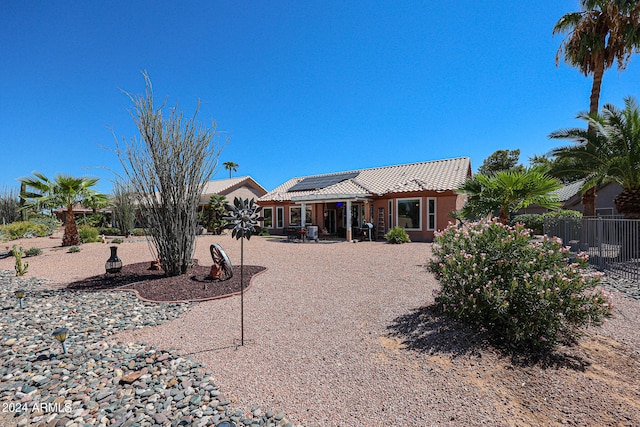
[1,234,639,426]
[0,270,291,427]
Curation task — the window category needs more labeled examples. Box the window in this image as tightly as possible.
[397,198,421,230]
[263,207,273,228]
[276,207,284,228]
[388,200,393,230]
[427,198,436,230]
[289,205,312,225]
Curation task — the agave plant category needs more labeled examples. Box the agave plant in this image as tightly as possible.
[223,197,264,346]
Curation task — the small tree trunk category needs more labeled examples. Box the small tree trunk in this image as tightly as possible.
[498,206,509,224]
[582,187,597,217]
[62,205,80,246]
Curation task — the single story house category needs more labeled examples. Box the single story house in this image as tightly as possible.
[199,176,267,209]
[257,157,471,242]
[521,179,623,216]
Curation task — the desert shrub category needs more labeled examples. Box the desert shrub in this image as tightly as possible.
[0,221,48,241]
[98,227,122,236]
[77,213,107,228]
[78,226,101,243]
[68,245,81,253]
[0,186,20,225]
[30,215,61,235]
[24,247,43,257]
[511,214,544,235]
[111,238,124,244]
[428,220,612,352]
[257,228,270,237]
[384,226,411,244]
[131,228,146,236]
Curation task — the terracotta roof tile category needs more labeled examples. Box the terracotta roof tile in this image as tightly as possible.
[259,157,470,202]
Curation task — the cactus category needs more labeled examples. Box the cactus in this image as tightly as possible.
[12,245,28,276]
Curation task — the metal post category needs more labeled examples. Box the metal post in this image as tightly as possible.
[597,217,603,270]
[346,200,352,241]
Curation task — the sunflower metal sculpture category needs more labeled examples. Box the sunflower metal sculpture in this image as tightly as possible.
[223,197,263,346]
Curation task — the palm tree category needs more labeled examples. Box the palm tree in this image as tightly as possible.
[554,0,640,116]
[20,172,108,246]
[553,0,640,215]
[223,161,239,178]
[550,97,640,218]
[457,167,561,224]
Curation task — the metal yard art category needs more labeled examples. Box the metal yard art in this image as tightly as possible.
[208,243,233,282]
[224,197,263,346]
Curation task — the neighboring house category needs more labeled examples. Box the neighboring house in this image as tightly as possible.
[258,157,471,242]
[54,205,112,226]
[199,176,267,210]
[521,179,622,216]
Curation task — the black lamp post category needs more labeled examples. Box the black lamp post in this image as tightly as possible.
[105,246,123,274]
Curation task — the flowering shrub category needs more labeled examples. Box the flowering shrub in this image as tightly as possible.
[428,220,612,352]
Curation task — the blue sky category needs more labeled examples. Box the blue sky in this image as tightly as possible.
[2,1,639,195]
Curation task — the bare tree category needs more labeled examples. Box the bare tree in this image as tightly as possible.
[117,72,225,276]
[111,179,137,236]
[0,186,20,225]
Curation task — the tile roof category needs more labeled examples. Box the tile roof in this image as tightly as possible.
[552,179,585,202]
[201,176,266,196]
[259,157,471,202]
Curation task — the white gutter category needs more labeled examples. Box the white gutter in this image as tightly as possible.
[290,193,373,203]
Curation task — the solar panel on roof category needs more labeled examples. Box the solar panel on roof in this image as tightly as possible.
[289,171,359,192]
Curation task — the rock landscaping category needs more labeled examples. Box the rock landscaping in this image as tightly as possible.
[0,271,291,427]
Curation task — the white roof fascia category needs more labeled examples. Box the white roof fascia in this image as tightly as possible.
[290,193,372,203]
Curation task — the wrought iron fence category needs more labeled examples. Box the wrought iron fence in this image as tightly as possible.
[544,216,640,282]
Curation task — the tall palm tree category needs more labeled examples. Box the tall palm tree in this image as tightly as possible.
[550,97,640,218]
[554,0,640,215]
[223,161,239,179]
[457,167,561,224]
[554,0,640,116]
[20,172,108,246]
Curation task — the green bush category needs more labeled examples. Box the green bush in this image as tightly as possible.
[131,228,146,236]
[24,247,43,257]
[68,245,81,253]
[77,213,107,228]
[428,220,612,352]
[0,221,48,241]
[78,226,101,243]
[511,214,544,235]
[111,238,124,244]
[30,215,61,235]
[384,226,411,244]
[98,227,122,236]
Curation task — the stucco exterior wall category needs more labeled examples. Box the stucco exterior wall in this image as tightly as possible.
[259,190,464,242]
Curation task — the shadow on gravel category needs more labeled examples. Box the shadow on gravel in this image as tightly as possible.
[387,304,591,371]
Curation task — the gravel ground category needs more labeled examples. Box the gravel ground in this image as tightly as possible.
[2,233,639,426]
